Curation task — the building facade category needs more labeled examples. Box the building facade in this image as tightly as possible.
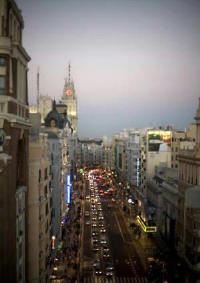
[0,0,31,282]
[29,113,52,282]
[176,98,200,271]
[147,165,179,246]
[44,100,73,250]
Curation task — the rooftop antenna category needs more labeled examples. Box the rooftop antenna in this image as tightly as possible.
[37,67,40,110]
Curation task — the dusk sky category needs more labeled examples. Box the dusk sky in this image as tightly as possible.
[16,0,200,138]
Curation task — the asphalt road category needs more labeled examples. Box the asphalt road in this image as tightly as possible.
[81,176,147,281]
[102,197,146,278]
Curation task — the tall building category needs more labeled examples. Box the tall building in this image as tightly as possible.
[140,129,172,197]
[43,100,73,250]
[60,64,78,134]
[0,0,31,282]
[102,136,112,170]
[176,98,200,271]
[28,113,52,283]
[37,95,52,124]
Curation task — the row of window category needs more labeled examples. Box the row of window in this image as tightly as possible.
[0,57,6,95]
[9,11,22,43]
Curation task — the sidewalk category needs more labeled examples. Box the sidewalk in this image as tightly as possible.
[119,202,168,272]
[49,180,83,282]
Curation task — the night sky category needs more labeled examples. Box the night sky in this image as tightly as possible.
[16,0,200,137]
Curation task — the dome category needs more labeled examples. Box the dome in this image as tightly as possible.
[44,100,65,129]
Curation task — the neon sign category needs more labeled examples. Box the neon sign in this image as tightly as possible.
[66,174,71,204]
[136,215,157,233]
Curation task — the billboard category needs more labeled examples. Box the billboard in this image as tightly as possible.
[148,130,172,152]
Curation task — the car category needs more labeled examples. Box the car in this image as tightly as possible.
[100,239,107,244]
[95,270,102,276]
[93,245,100,252]
[93,260,100,268]
[85,221,90,225]
[99,216,104,220]
[100,229,106,233]
[103,253,111,259]
[103,247,110,253]
[105,265,114,271]
[85,211,90,216]
[92,223,97,227]
[92,238,98,244]
[105,271,114,277]
[86,195,90,200]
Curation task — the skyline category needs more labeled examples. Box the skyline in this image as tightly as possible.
[16,0,200,137]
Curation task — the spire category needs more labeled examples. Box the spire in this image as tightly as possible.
[37,67,40,109]
[53,99,56,110]
[68,62,71,83]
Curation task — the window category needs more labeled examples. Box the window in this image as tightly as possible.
[0,76,6,95]
[0,57,6,66]
[39,169,41,182]
[45,203,48,215]
[0,103,4,112]
[45,168,48,180]
[44,185,47,196]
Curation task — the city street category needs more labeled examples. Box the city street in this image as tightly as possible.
[81,171,148,282]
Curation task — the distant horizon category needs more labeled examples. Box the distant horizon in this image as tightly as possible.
[29,94,197,139]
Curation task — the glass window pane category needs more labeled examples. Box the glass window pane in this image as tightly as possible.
[0,58,6,66]
[0,76,6,95]
[0,76,5,88]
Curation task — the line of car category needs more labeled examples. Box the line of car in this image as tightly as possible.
[85,170,115,278]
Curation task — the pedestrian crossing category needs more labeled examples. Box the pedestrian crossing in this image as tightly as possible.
[82,276,148,283]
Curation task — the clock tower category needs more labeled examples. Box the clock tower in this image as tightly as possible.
[61,64,78,134]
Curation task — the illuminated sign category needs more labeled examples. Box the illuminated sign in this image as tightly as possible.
[52,236,56,249]
[136,215,157,233]
[136,158,140,187]
[148,130,172,152]
[66,174,71,204]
